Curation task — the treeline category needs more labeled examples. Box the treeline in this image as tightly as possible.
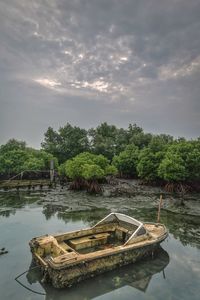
[42,122,172,162]
[42,122,200,184]
[0,122,200,190]
[0,139,58,179]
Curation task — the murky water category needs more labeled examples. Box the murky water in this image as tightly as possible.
[0,189,200,300]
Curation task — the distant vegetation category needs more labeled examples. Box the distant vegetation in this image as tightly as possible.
[0,122,200,192]
[0,139,58,177]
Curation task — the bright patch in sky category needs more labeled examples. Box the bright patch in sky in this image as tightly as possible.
[120,57,128,61]
[35,78,62,89]
[71,80,109,93]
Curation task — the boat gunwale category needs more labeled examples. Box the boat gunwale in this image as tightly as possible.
[29,212,168,270]
[45,223,168,270]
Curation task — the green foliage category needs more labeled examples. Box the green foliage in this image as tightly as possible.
[158,140,200,182]
[65,152,112,181]
[1,124,200,186]
[88,123,119,160]
[82,164,105,180]
[92,154,110,170]
[58,162,67,177]
[42,124,89,163]
[23,156,45,171]
[137,148,165,181]
[34,150,58,169]
[0,149,28,174]
[88,123,151,160]
[65,157,85,180]
[186,147,200,180]
[158,153,187,182]
[0,140,58,175]
[114,128,130,154]
[0,139,26,154]
[113,144,139,176]
[148,135,173,152]
[104,165,118,176]
[135,135,173,181]
[40,127,60,157]
[127,124,152,149]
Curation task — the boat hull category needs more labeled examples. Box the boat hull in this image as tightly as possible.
[30,214,168,289]
[33,241,162,288]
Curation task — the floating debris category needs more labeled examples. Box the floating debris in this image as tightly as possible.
[0,247,8,255]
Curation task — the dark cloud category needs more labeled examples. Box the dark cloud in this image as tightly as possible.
[0,0,200,147]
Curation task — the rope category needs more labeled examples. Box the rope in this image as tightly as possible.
[15,265,46,296]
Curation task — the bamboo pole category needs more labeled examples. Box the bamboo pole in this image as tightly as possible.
[157,194,163,223]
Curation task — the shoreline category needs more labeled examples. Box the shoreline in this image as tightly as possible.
[0,179,200,217]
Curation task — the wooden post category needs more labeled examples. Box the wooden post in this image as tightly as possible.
[50,160,54,183]
[162,269,166,279]
[157,194,163,223]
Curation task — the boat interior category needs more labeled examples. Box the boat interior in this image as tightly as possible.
[32,214,166,265]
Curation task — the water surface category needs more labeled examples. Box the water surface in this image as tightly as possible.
[0,189,200,300]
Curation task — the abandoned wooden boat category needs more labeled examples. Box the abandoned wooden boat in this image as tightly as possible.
[27,247,169,297]
[29,213,168,288]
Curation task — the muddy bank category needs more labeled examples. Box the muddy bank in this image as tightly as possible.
[33,179,200,218]
[102,179,200,216]
[0,179,200,217]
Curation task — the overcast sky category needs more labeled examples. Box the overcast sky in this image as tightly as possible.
[0,0,200,148]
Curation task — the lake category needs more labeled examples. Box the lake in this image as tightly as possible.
[0,189,200,300]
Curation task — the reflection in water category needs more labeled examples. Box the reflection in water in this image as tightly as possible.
[130,207,200,249]
[26,247,169,299]
[57,208,111,225]
[0,190,200,300]
[1,190,200,249]
[0,191,44,217]
[42,205,110,225]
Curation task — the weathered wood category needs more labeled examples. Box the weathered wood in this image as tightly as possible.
[29,214,168,288]
[0,179,51,190]
[48,243,159,288]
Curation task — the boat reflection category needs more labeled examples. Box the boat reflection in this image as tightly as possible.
[26,246,169,299]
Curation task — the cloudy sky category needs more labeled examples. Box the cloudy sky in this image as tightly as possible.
[0,0,200,147]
